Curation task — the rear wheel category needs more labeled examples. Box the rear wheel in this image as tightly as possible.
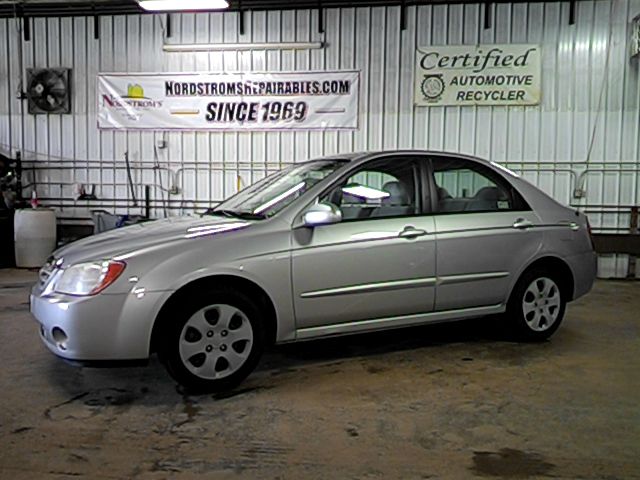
[158,289,265,392]
[507,269,566,341]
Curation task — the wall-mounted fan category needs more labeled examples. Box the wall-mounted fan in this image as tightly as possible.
[26,68,71,114]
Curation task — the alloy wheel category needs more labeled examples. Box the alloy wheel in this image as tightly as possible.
[522,277,561,332]
[178,304,254,380]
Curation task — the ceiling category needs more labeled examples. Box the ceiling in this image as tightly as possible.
[0,0,575,18]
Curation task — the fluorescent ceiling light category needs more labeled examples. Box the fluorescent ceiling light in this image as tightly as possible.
[342,185,390,200]
[163,42,324,52]
[138,0,229,12]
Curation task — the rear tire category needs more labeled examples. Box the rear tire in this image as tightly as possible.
[506,268,566,341]
[158,288,265,393]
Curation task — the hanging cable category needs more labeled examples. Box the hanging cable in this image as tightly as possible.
[585,0,618,164]
[153,145,169,218]
[124,151,138,206]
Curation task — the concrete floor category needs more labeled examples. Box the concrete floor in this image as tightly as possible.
[0,269,638,480]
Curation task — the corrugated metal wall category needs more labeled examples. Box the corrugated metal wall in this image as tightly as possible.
[0,0,638,276]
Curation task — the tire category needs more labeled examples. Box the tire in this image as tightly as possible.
[506,268,567,341]
[157,288,265,393]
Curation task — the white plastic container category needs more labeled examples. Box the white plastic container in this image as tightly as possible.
[14,208,57,268]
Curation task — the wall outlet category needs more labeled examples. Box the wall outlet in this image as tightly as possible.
[156,139,167,149]
[573,188,585,199]
[169,186,180,195]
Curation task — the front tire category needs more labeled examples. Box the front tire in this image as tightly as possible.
[158,288,265,393]
[506,269,566,341]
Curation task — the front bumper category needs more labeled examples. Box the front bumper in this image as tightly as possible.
[30,286,166,361]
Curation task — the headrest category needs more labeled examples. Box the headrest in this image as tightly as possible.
[475,186,501,201]
[381,181,409,205]
[437,187,452,200]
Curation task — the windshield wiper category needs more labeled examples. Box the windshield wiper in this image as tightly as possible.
[202,209,266,220]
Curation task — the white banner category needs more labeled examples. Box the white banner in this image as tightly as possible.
[98,71,359,131]
[415,44,541,106]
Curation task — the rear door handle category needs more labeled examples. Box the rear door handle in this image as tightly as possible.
[512,218,533,230]
[399,226,428,239]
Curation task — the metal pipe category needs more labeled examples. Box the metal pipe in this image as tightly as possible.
[589,227,637,231]
[583,209,640,215]
[21,180,173,193]
[502,161,640,166]
[163,41,324,52]
[12,152,638,169]
[21,160,298,169]
[15,151,23,201]
[511,167,578,180]
[582,204,640,209]
[21,158,639,170]
[145,185,151,219]
[38,198,214,213]
[14,9,26,198]
[576,168,640,192]
[39,197,213,204]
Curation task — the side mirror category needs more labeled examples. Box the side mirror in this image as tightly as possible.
[302,202,342,227]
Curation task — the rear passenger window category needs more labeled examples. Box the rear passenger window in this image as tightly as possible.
[432,158,523,214]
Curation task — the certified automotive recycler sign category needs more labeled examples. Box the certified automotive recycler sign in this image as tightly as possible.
[415,44,541,107]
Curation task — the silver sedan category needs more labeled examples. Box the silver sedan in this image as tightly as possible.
[31,151,597,391]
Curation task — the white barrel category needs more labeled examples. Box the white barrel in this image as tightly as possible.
[14,208,57,268]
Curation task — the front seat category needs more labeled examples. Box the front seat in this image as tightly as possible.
[340,191,367,220]
[370,181,412,218]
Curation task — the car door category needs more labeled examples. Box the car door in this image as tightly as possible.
[291,155,437,332]
[430,156,543,311]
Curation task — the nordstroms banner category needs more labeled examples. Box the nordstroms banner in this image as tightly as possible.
[415,44,541,106]
[98,71,360,131]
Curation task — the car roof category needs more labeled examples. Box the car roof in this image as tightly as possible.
[314,150,494,167]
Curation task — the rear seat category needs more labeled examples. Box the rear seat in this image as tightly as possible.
[437,186,502,213]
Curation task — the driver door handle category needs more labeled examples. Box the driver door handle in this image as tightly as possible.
[399,226,428,239]
[513,218,533,230]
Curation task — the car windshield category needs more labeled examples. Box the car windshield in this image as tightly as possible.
[209,159,347,218]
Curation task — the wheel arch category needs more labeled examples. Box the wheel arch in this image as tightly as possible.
[512,256,575,302]
[149,274,279,355]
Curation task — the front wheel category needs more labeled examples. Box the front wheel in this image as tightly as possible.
[158,289,265,392]
[506,270,566,341]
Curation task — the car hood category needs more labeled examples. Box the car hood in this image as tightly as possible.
[53,215,254,266]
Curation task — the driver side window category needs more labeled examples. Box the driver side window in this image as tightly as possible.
[321,158,419,221]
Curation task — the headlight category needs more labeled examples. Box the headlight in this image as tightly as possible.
[54,260,126,296]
